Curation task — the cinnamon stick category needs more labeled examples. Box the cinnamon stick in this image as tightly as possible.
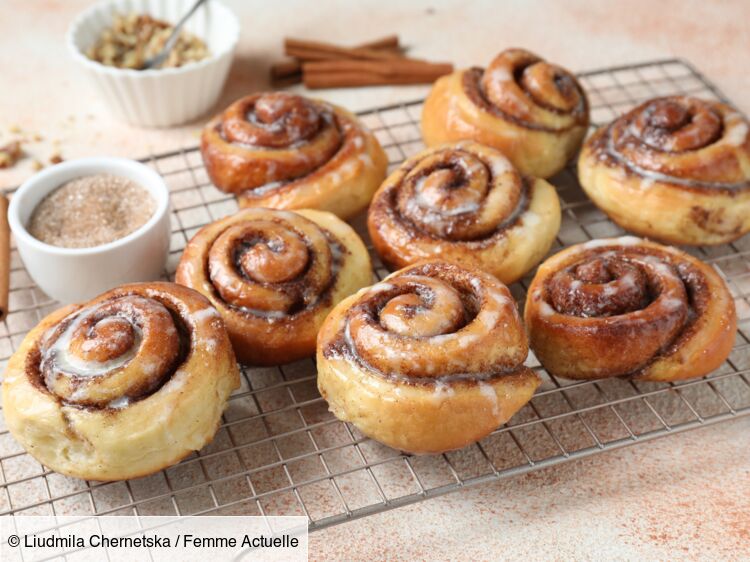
[285,37,403,62]
[271,59,305,81]
[302,59,453,89]
[0,195,10,320]
[305,59,452,76]
[272,35,403,82]
[304,73,445,89]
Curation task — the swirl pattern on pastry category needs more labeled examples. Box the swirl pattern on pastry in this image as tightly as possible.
[176,208,372,365]
[578,96,750,245]
[201,92,388,219]
[524,237,736,381]
[317,261,540,454]
[368,142,560,284]
[1,283,239,481]
[421,48,589,178]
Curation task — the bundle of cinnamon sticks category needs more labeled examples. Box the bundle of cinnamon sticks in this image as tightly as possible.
[271,36,453,89]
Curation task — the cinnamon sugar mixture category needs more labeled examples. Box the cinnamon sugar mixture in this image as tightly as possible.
[28,174,155,248]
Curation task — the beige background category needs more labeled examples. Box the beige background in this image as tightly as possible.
[1,1,749,560]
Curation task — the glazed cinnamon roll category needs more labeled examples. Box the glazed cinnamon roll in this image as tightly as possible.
[421,48,589,178]
[367,142,560,284]
[201,92,388,219]
[578,96,750,245]
[1,283,239,481]
[524,237,736,381]
[176,208,371,365]
[317,261,540,454]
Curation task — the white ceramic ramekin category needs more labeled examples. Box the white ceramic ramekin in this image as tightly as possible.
[67,0,239,127]
[8,158,171,304]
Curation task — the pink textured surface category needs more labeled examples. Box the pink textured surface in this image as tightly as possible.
[1,1,749,560]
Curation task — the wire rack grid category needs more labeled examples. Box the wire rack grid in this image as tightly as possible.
[0,58,749,535]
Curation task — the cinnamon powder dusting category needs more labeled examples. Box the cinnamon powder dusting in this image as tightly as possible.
[28,173,156,248]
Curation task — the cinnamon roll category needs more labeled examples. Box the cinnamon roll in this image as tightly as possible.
[367,142,560,284]
[421,48,589,178]
[1,283,239,481]
[201,92,388,219]
[578,96,750,245]
[317,261,540,454]
[524,237,736,381]
[176,208,371,365]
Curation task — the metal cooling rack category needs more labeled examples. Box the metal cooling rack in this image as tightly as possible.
[1,58,749,534]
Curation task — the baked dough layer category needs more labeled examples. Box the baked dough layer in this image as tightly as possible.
[2,282,239,481]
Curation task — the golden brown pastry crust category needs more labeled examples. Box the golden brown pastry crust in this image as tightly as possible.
[367,141,560,284]
[176,208,372,365]
[421,49,589,178]
[578,96,750,246]
[524,237,736,382]
[317,261,540,454]
[1,282,239,481]
[201,92,387,220]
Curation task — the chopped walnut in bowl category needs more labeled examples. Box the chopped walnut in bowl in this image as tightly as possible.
[86,12,210,70]
[68,0,239,126]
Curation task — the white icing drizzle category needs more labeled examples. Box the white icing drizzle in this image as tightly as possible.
[264,161,278,181]
[249,180,286,196]
[70,386,88,403]
[211,266,244,298]
[236,307,289,320]
[581,236,643,250]
[44,310,142,378]
[337,272,523,387]
[606,129,750,189]
[469,277,483,293]
[432,380,456,401]
[642,255,677,278]
[490,290,511,308]
[488,66,513,83]
[661,297,686,310]
[489,153,514,177]
[602,285,617,297]
[342,315,519,384]
[141,361,159,376]
[200,338,219,352]
[193,307,221,324]
[458,333,479,349]
[619,271,638,290]
[412,174,481,216]
[478,382,501,418]
[522,211,541,227]
[108,396,130,409]
[380,313,410,334]
[181,260,195,278]
[723,117,748,147]
[539,301,556,317]
[367,282,395,295]
[160,369,189,394]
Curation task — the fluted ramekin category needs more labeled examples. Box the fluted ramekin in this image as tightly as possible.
[67,0,239,127]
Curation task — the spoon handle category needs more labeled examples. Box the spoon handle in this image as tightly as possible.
[142,0,209,69]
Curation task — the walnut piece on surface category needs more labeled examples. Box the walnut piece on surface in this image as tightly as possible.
[0,141,22,169]
[86,12,210,70]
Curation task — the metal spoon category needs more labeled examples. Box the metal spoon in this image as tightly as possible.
[141,0,209,70]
